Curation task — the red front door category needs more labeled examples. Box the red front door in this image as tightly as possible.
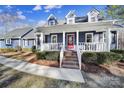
[67,34,74,49]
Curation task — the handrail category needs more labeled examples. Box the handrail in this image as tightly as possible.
[77,46,82,70]
[60,46,64,68]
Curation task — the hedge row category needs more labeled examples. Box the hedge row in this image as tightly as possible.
[0,48,16,53]
[82,52,122,64]
[111,49,124,62]
[36,51,60,61]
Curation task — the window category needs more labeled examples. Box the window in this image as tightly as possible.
[68,19,73,24]
[6,39,11,45]
[111,32,116,44]
[48,20,55,26]
[37,35,41,46]
[99,33,103,42]
[51,35,57,43]
[85,33,93,42]
[91,17,96,22]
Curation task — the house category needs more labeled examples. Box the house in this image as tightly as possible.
[35,9,124,69]
[0,27,36,49]
[0,9,123,69]
[36,9,124,52]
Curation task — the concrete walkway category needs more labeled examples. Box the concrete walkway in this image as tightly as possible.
[0,56,85,83]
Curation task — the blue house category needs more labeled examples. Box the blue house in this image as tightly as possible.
[0,27,36,49]
[0,9,124,69]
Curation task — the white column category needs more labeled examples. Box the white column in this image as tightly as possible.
[19,38,21,46]
[76,30,79,49]
[116,31,119,49]
[106,29,111,52]
[40,33,44,51]
[35,34,37,49]
[63,31,65,50]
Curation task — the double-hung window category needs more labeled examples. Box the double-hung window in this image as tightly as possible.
[85,33,93,43]
[51,35,57,43]
[6,39,11,45]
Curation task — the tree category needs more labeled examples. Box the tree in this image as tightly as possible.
[0,6,26,34]
[105,5,124,20]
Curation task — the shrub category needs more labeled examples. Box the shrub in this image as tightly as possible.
[82,52,122,64]
[82,52,97,63]
[0,48,16,53]
[97,52,122,64]
[36,51,60,61]
[111,49,124,54]
[15,46,22,51]
[111,49,124,62]
[32,46,36,53]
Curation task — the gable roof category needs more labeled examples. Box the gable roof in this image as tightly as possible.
[47,14,57,20]
[1,27,33,39]
[65,10,76,18]
[23,28,36,39]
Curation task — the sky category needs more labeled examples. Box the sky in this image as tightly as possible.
[0,5,106,34]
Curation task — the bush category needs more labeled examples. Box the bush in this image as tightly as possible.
[22,48,31,52]
[32,46,36,53]
[82,52,122,64]
[97,52,122,64]
[111,49,124,62]
[82,52,97,63]
[15,46,22,51]
[111,49,124,54]
[36,51,60,61]
[0,48,16,53]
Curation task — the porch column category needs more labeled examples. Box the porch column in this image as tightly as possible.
[76,30,79,49]
[35,34,38,49]
[19,38,21,47]
[63,31,65,50]
[40,33,44,51]
[116,31,119,49]
[106,28,111,52]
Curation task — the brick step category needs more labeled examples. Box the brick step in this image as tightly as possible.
[62,64,79,69]
[62,60,79,65]
[64,53,77,57]
[63,57,78,61]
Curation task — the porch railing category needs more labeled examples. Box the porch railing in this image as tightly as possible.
[43,43,63,51]
[78,42,106,52]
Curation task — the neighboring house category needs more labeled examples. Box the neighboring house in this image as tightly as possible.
[0,27,36,49]
[36,9,124,52]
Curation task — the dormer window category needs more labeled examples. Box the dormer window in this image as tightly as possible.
[47,14,58,26]
[65,10,76,24]
[91,17,96,22]
[87,9,99,22]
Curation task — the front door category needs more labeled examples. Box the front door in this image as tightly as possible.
[67,34,74,49]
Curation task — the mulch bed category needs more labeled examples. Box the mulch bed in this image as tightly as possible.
[30,60,59,67]
[81,63,112,74]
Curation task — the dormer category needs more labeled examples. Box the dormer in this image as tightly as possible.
[87,9,100,22]
[65,10,76,24]
[47,14,58,26]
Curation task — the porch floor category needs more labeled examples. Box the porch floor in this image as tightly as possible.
[0,56,85,83]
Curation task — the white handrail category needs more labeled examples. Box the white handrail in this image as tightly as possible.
[60,46,64,68]
[77,46,82,70]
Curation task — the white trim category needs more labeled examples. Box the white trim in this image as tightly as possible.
[51,34,58,43]
[85,33,93,42]
[5,38,11,45]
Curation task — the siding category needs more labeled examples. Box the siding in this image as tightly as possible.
[23,39,35,48]
[0,39,6,48]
